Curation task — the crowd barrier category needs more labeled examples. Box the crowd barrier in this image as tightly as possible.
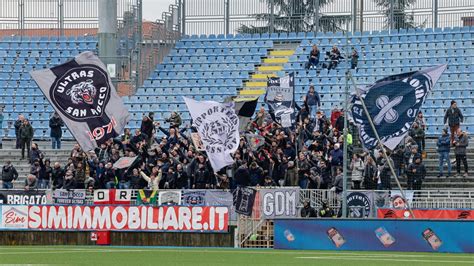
[274,219,474,253]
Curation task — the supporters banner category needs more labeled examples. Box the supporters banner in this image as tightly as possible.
[233,187,256,216]
[93,189,132,205]
[137,190,158,205]
[182,190,236,221]
[52,189,86,205]
[265,73,295,128]
[182,190,206,205]
[346,191,373,218]
[0,190,48,205]
[377,209,474,220]
[184,97,239,171]
[158,191,181,205]
[350,65,446,150]
[260,188,299,218]
[30,51,130,152]
[0,205,229,232]
[204,190,236,221]
[386,190,414,209]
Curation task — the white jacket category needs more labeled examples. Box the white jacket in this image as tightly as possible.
[351,159,365,182]
[140,171,161,190]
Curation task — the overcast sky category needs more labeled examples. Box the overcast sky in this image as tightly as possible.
[142,0,175,22]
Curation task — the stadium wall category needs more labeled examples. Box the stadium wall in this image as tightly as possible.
[0,227,236,246]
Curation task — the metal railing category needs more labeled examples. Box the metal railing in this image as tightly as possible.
[298,189,474,211]
[181,0,474,35]
[0,0,135,37]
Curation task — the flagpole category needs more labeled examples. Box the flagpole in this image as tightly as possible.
[341,21,351,218]
[347,71,416,219]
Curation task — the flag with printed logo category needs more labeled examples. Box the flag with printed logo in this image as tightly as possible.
[184,97,239,172]
[350,65,446,150]
[265,73,295,127]
[30,51,130,152]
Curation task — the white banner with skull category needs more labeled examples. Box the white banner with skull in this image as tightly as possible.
[30,51,130,151]
[184,97,239,172]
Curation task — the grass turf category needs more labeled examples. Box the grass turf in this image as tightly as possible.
[0,246,472,265]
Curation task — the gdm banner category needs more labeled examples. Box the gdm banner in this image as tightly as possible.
[260,188,299,218]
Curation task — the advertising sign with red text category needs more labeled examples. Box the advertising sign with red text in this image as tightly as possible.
[0,205,229,232]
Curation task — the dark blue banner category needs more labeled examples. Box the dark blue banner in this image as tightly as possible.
[274,219,474,253]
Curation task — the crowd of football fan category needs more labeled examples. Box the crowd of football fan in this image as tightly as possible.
[0,86,469,191]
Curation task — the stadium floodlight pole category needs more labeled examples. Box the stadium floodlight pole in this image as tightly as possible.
[433,0,439,28]
[347,72,416,219]
[314,0,320,33]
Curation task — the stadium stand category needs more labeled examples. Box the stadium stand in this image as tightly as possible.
[124,27,473,137]
[0,28,472,139]
[0,27,472,190]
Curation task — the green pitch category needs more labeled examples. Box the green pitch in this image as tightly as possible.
[0,246,472,265]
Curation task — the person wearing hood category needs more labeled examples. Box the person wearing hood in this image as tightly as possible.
[1,161,18,189]
[140,112,155,146]
[407,157,426,190]
[318,200,335,218]
[454,128,469,178]
[301,200,317,218]
[49,112,64,149]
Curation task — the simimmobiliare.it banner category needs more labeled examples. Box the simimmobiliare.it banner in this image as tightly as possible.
[0,205,229,232]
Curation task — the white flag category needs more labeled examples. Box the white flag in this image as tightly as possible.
[184,97,239,172]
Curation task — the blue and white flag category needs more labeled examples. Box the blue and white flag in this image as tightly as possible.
[350,65,446,150]
[265,73,295,127]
